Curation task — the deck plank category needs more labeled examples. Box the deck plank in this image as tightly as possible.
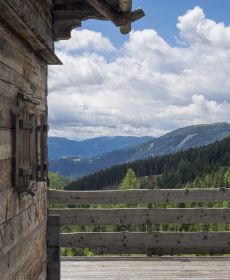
[61,257,230,280]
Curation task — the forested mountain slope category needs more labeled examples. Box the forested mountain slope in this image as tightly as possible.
[50,123,230,178]
[65,136,230,190]
[48,136,153,160]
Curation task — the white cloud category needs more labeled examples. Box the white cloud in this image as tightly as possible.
[55,29,115,53]
[48,7,230,139]
[177,6,230,48]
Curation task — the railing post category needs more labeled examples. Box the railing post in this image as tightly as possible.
[47,214,60,280]
[146,203,153,257]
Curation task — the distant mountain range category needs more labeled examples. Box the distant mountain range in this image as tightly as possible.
[49,122,230,178]
[48,136,154,160]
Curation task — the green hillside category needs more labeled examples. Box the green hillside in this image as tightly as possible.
[49,123,230,178]
[65,136,230,191]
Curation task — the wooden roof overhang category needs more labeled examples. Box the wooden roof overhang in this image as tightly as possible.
[53,0,145,40]
[0,0,144,64]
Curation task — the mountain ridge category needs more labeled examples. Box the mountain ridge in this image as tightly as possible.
[49,122,230,178]
[48,135,154,160]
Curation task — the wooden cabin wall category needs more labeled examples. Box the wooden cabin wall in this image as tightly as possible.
[0,1,53,279]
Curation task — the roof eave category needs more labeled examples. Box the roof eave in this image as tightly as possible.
[53,0,145,41]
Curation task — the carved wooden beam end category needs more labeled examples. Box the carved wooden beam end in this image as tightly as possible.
[87,0,145,32]
[118,0,131,34]
[120,8,145,34]
[53,0,145,41]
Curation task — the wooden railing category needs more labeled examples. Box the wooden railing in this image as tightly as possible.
[48,188,230,205]
[47,187,230,279]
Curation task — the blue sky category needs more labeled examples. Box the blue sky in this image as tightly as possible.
[49,1,230,139]
[83,1,230,46]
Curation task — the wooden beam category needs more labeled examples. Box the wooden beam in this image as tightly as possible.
[48,188,230,205]
[0,0,61,65]
[91,247,230,255]
[119,0,132,12]
[86,0,144,27]
[120,8,145,34]
[60,231,230,250]
[146,203,153,257]
[47,215,60,280]
[86,0,121,25]
[50,208,230,226]
[53,1,103,41]
[53,0,145,39]
[130,9,145,23]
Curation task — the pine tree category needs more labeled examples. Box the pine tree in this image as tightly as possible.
[119,168,140,190]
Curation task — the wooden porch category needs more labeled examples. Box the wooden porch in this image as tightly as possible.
[47,188,230,279]
[61,256,230,280]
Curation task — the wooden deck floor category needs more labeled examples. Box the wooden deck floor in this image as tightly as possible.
[61,256,230,280]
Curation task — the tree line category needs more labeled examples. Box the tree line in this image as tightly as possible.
[65,136,230,191]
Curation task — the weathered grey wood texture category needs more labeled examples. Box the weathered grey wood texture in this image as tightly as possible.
[47,215,60,280]
[0,221,47,280]
[0,1,52,278]
[50,207,230,225]
[91,246,230,255]
[49,188,230,205]
[61,257,230,280]
[53,0,144,40]
[51,187,230,256]
[0,0,61,64]
[60,232,230,255]
[146,203,153,256]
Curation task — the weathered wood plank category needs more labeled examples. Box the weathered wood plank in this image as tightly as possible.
[0,0,61,64]
[146,203,153,256]
[61,257,230,279]
[49,188,230,205]
[0,129,14,160]
[92,247,146,255]
[86,0,144,27]
[60,232,230,250]
[15,259,47,280]
[91,247,230,255]
[3,0,53,47]
[0,192,47,258]
[0,62,47,102]
[47,215,60,280]
[0,22,48,90]
[47,215,60,248]
[50,208,230,226]
[0,221,47,280]
[0,79,17,100]
[0,90,16,128]
[0,3,50,279]
[0,182,47,226]
[86,0,124,26]
[0,85,48,129]
[0,159,13,190]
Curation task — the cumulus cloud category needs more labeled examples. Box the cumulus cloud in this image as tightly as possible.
[48,7,230,139]
[177,6,230,48]
[55,29,115,53]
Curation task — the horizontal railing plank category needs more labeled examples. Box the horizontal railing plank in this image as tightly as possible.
[91,247,230,255]
[60,232,230,249]
[50,208,230,226]
[49,188,230,205]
